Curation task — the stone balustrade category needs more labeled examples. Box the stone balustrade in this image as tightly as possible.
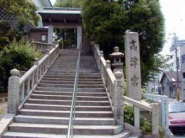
[92,43,124,128]
[8,44,60,114]
[32,41,55,54]
[92,43,160,137]
[123,96,160,136]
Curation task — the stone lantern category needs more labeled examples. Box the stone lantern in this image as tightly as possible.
[109,46,124,72]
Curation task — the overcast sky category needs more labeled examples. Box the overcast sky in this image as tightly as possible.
[50,0,185,55]
[160,0,185,55]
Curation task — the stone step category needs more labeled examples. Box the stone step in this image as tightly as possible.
[46,73,101,77]
[2,131,131,138]
[23,103,111,111]
[26,98,110,106]
[43,75,102,79]
[33,90,107,96]
[30,94,108,101]
[19,109,113,118]
[14,115,115,125]
[46,72,100,75]
[8,123,118,135]
[50,66,76,69]
[38,83,104,88]
[42,78,103,82]
[36,87,105,92]
[41,79,103,83]
[40,80,103,85]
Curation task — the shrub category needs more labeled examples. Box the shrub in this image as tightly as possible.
[124,105,134,125]
[124,105,152,134]
[0,40,42,92]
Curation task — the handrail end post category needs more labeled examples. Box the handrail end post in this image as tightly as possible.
[134,107,140,128]
[8,68,20,114]
[114,71,124,126]
[151,103,160,136]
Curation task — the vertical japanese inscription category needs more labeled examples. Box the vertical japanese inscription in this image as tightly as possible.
[130,56,138,68]
[130,40,137,51]
[125,31,142,100]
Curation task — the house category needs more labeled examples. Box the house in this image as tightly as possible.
[146,73,161,94]
[165,34,185,100]
[28,0,53,43]
[160,71,182,98]
[28,27,48,43]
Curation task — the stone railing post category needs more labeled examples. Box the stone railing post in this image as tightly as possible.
[100,50,104,74]
[34,58,39,83]
[8,69,20,114]
[95,44,101,69]
[114,71,124,126]
[106,60,111,69]
[161,96,169,130]
[100,50,104,57]
[152,103,160,136]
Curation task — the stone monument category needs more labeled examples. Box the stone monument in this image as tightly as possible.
[125,31,142,100]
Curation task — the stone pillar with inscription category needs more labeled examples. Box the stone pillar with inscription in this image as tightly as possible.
[125,31,142,100]
[125,31,142,128]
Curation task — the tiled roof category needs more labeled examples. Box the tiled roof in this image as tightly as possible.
[160,71,182,83]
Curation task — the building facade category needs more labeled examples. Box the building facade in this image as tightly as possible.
[160,71,182,98]
[160,35,185,99]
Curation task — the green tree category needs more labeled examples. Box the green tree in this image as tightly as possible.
[0,40,42,92]
[0,0,39,50]
[0,0,39,25]
[83,0,164,85]
[55,0,85,8]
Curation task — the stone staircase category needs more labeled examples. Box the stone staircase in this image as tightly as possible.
[2,49,133,138]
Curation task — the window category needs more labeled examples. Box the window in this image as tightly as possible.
[41,35,46,41]
[183,72,185,78]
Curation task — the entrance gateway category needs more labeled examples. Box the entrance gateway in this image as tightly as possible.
[38,8,83,50]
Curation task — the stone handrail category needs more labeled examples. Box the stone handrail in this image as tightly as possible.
[32,41,54,53]
[123,96,160,136]
[92,42,160,136]
[93,43,116,97]
[92,43,123,127]
[144,94,169,130]
[8,44,60,114]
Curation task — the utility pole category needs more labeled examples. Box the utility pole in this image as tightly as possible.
[175,43,180,101]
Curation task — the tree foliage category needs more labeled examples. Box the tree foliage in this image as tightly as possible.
[0,0,39,50]
[0,0,39,25]
[0,40,42,92]
[55,0,85,8]
[83,0,164,85]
